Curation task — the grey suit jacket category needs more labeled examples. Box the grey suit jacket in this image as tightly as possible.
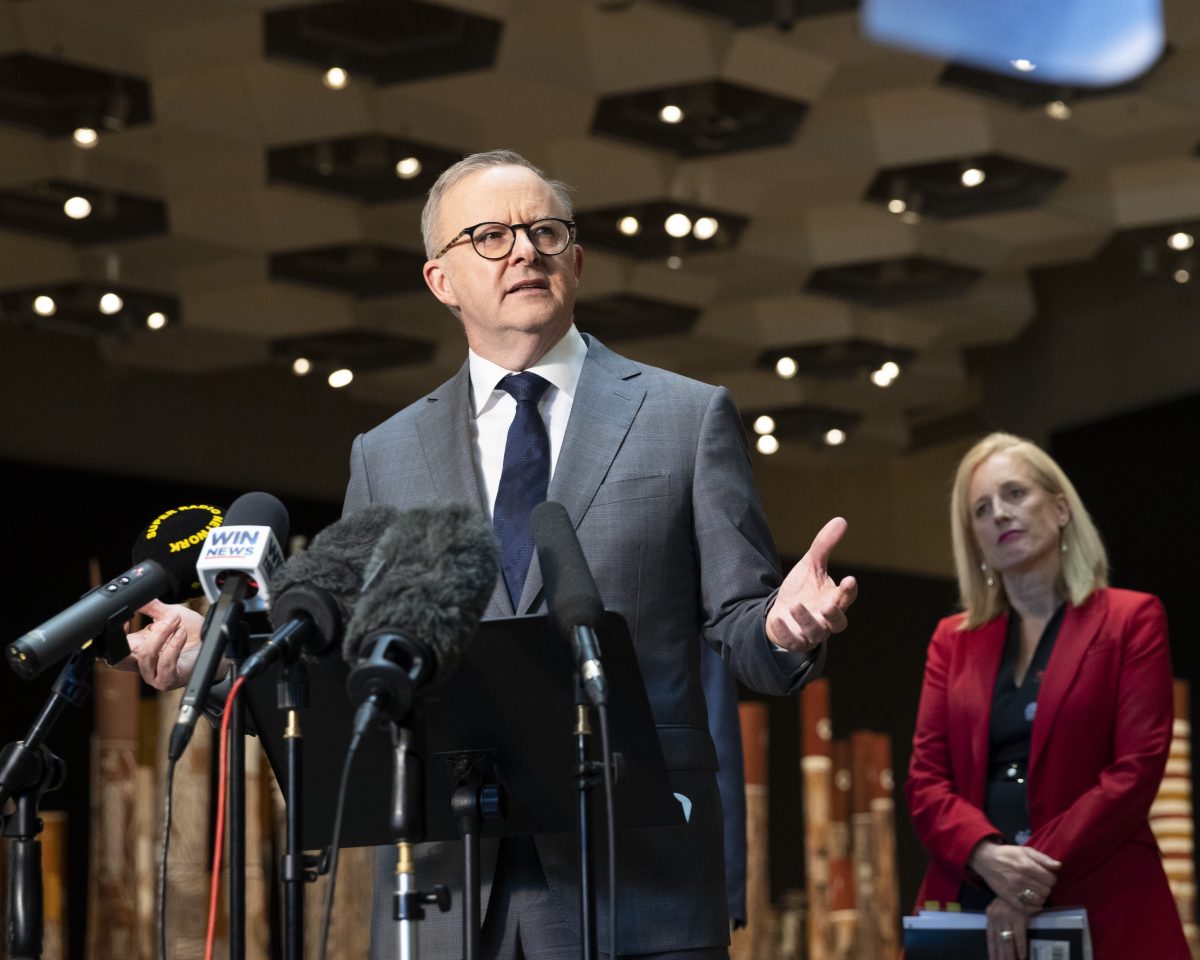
[344,335,822,957]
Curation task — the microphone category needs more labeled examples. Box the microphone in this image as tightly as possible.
[168,492,289,760]
[6,503,224,680]
[531,501,608,707]
[238,504,405,681]
[195,490,288,615]
[343,503,498,734]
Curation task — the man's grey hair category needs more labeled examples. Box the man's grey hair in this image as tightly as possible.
[420,149,574,259]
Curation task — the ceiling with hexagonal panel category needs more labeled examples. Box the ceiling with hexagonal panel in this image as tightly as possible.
[2,0,1200,491]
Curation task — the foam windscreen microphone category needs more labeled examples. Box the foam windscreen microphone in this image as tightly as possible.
[343,503,498,732]
[6,503,224,680]
[238,504,405,681]
[531,500,608,707]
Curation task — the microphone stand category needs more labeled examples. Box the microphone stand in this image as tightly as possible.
[226,619,253,960]
[390,722,448,960]
[277,659,310,960]
[0,646,97,960]
[574,677,600,960]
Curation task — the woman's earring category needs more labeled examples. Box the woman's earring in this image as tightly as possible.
[981,562,995,588]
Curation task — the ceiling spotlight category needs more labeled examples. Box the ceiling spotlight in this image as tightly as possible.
[666,255,683,270]
[753,415,776,436]
[33,295,56,317]
[98,292,124,315]
[292,357,312,376]
[664,213,692,238]
[145,311,167,330]
[395,156,422,179]
[1174,268,1191,284]
[887,198,907,215]
[328,367,354,388]
[823,428,847,447]
[775,356,798,380]
[63,196,92,220]
[1167,231,1194,251]
[692,216,719,241]
[618,215,641,237]
[658,104,684,124]
[960,167,986,188]
[880,360,900,378]
[756,434,780,455]
[322,67,350,90]
[72,127,99,149]
[1045,100,1072,120]
[870,369,894,387]
[1010,58,1037,72]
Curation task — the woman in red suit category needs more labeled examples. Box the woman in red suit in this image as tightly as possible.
[905,432,1188,960]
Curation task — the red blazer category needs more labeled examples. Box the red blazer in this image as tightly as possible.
[905,588,1188,959]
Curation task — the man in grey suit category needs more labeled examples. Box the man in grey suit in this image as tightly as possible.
[342,150,857,960]
[126,149,856,960]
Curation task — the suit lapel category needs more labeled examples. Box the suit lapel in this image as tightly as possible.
[961,616,1008,805]
[414,361,512,616]
[1028,592,1106,778]
[515,337,646,614]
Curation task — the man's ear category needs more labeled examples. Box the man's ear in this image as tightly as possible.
[424,259,459,309]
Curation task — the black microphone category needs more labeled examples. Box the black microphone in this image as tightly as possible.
[239,504,405,681]
[6,503,224,680]
[531,501,608,707]
[343,503,498,735]
[168,492,289,760]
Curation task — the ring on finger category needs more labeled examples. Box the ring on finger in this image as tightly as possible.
[999,929,1015,941]
[1018,887,1038,905]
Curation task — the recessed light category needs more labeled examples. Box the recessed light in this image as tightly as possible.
[753,415,776,436]
[395,156,422,179]
[618,215,641,237]
[658,104,684,124]
[692,217,719,240]
[664,213,692,238]
[99,293,124,315]
[756,434,780,455]
[328,367,354,388]
[775,356,798,380]
[64,196,92,220]
[292,357,312,376]
[72,127,99,149]
[33,295,57,317]
[146,311,168,330]
[823,428,846,446]
[322,67,349,90]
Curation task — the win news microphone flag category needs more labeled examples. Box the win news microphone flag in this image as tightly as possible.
[6,502,224,680]
[169,491,288,760]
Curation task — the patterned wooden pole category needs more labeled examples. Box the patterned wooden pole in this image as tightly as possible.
[85,558,141,960]
[41,810,68,960]
[829,739,857,960]
[850,731,882,960]
[157,686,218,960]
[869,734,900,960]
[730,700,772,960]
[801,679,833,960]
[1150,680,1197,955]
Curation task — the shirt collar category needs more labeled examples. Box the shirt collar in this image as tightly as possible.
[467,325,587,417]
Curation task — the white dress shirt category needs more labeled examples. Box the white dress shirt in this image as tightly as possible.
[467,324,588,520]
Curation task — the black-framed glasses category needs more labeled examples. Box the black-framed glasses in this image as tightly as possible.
[434,218,576,260]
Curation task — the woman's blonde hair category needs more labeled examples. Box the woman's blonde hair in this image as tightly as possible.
[950,432,1108,628]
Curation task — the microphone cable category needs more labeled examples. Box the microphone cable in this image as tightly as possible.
[202,674,247,960]
[316,726,365,960]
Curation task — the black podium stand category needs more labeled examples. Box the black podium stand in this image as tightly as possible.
[242,610,682,951]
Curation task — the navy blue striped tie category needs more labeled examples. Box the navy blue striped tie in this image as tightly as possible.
[493,371,552,609]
